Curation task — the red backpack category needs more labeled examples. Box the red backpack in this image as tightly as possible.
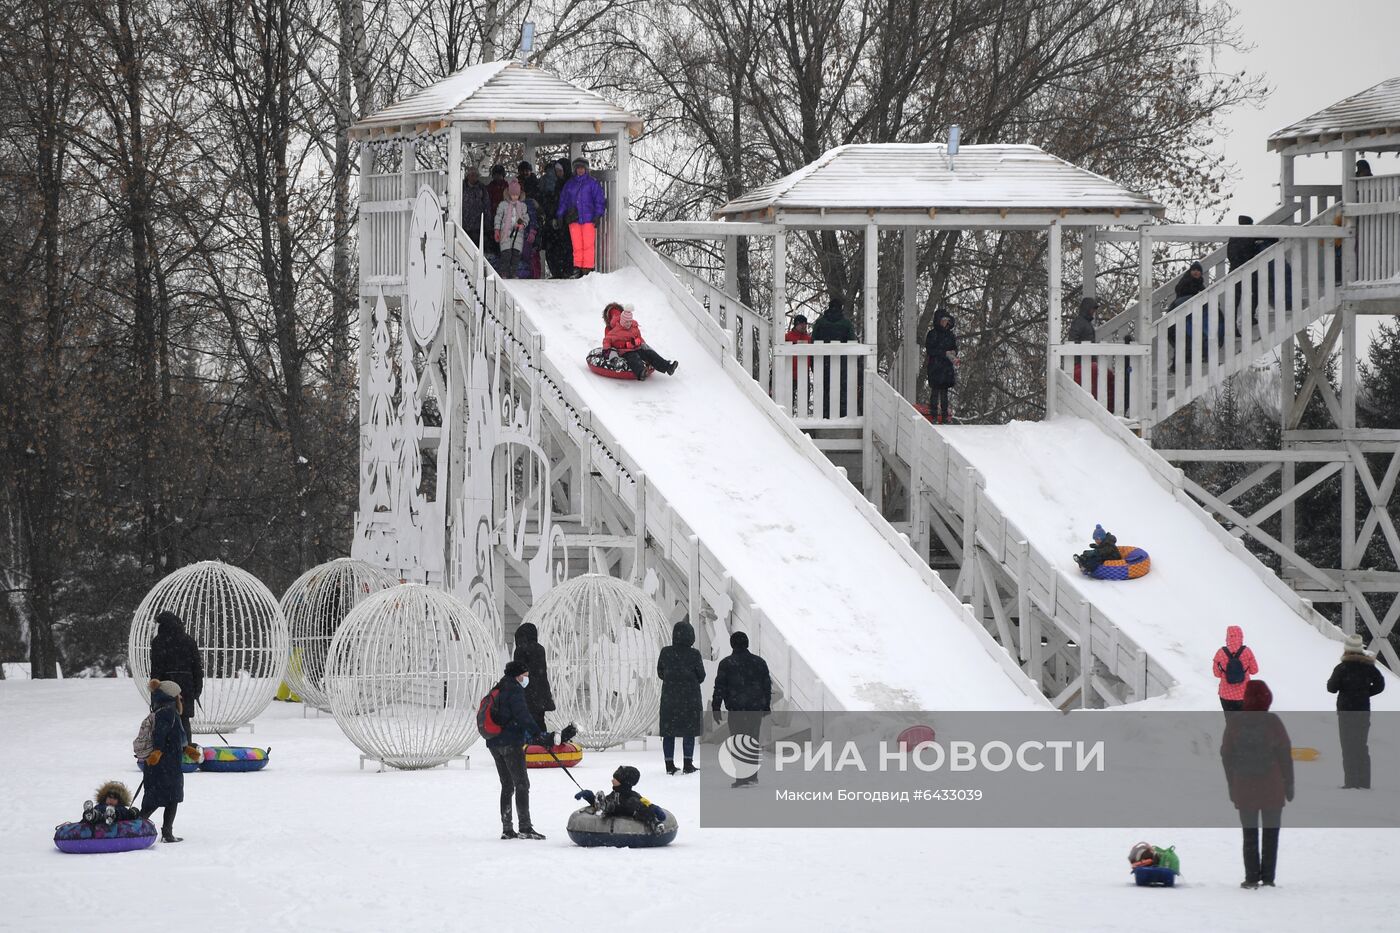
[476,687,503,737]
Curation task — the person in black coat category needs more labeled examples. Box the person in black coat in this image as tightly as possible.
[925,310,959,424]
[140,680,193,842]
[485,660,549,840]
[1326,634,1387,789]
[812,298,857,418]
[711,631,772,786]
[512,622,555,734]
[1067,296,1100,343]
[540,159,574,278]
[150,611,202,743]
[657,620,706,774]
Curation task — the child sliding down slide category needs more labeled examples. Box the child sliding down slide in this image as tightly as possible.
[601,303,678,381]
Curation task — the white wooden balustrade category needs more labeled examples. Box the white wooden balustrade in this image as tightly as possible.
[660,256,774,389]
[1052,343,1148,423]
[1353,174,1400,285]
[773,343,872,429]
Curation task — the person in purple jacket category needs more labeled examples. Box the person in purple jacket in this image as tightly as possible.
[556,157,606,277]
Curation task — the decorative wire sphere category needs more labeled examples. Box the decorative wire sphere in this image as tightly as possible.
[280,558,399,712]
[324,584,501,769]
[128,561,290,732]
[525,574,670,749]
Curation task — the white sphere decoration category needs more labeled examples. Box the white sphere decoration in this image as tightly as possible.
[128,560,290,731]
[526,574,670,749]
[324,584,500,769]
[280,558,398,712]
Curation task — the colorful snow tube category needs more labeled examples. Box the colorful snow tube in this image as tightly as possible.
[199,746,270,772]
[566,807,678,848]
[54,818,157,854]
[525,742,583,769]
[1084,545,1151,581]
[586,347,651,381]
[1132,865,1177,887]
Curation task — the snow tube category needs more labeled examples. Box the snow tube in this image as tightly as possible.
[199,746,270,772]
[1132,866,1177,887]
[586,347,651,381]
[897,725,936,750]
[54,819,157,854]
[566,807,678,848]
[1084,545,1151,581]
[525,742,582,769]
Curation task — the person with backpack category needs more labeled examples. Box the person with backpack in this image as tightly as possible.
[136,680,198,842]
[511,622,555,735]
[657,620,706,775]
[150,610,202,743]
[1220,680,1293,888]
[1327,633,1387,789]
[1212,625,1259,711]
[479,660,549,840]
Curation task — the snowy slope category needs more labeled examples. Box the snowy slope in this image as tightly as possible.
[4,681,1397,933]
[943,418,1399,710]
[503,268,1039,711]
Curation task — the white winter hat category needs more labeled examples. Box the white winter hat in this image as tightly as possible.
[1343,633,1365,654]
[157,680,181,698]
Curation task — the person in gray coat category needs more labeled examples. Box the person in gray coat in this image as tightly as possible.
[657,621,706,774]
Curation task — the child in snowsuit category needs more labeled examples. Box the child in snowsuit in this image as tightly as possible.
[603,303,678,381]
[574,765,669,833]
[1073,524,1119,573]
[81,780,143,826]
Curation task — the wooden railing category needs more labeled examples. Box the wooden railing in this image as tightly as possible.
[1353,174,1400,285]
[1098,190,1340,343]
[660,256,773,389]
[1052,343,1149,422]
[1143,218,1346,420]
[773,343,872,428]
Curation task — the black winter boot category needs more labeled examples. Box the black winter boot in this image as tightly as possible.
[665,760,679,775]
[683,759,698,774]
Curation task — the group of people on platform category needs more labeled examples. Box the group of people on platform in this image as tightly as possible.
[462,157,606,279]
[1210,623,1386,888]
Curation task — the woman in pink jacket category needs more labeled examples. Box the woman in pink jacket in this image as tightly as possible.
[1213,624,1259,712]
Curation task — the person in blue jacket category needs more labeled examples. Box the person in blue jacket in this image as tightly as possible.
[139,680,195,842]
[486,660,550,840]
[556,157,606,277]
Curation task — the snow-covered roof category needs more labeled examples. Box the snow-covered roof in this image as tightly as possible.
[1269,77,1400,153]
[713,144,1162,223]
[350,61,643,138]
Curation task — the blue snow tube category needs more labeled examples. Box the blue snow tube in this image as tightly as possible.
[566,807,678,848]
[1133,865,1178,887]
[1085,545,1151,581]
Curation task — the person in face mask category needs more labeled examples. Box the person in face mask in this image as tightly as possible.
[486,660,550,840]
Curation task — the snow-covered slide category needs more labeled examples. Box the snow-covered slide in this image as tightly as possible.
[942,405,1399,711]
[493,258,1045,711]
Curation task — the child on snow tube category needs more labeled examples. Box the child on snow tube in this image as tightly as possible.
[572,765,669,835]
[1128,840,1180,886]
[54,780,158,854]
[1073,524,1120,574]
[593,303,679,382]
[81,780,144,827]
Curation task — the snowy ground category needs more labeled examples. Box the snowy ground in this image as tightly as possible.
[945,418,1399,710]
[3,681,1395,932]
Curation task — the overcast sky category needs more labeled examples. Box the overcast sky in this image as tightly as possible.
[1216,0,1399,219]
